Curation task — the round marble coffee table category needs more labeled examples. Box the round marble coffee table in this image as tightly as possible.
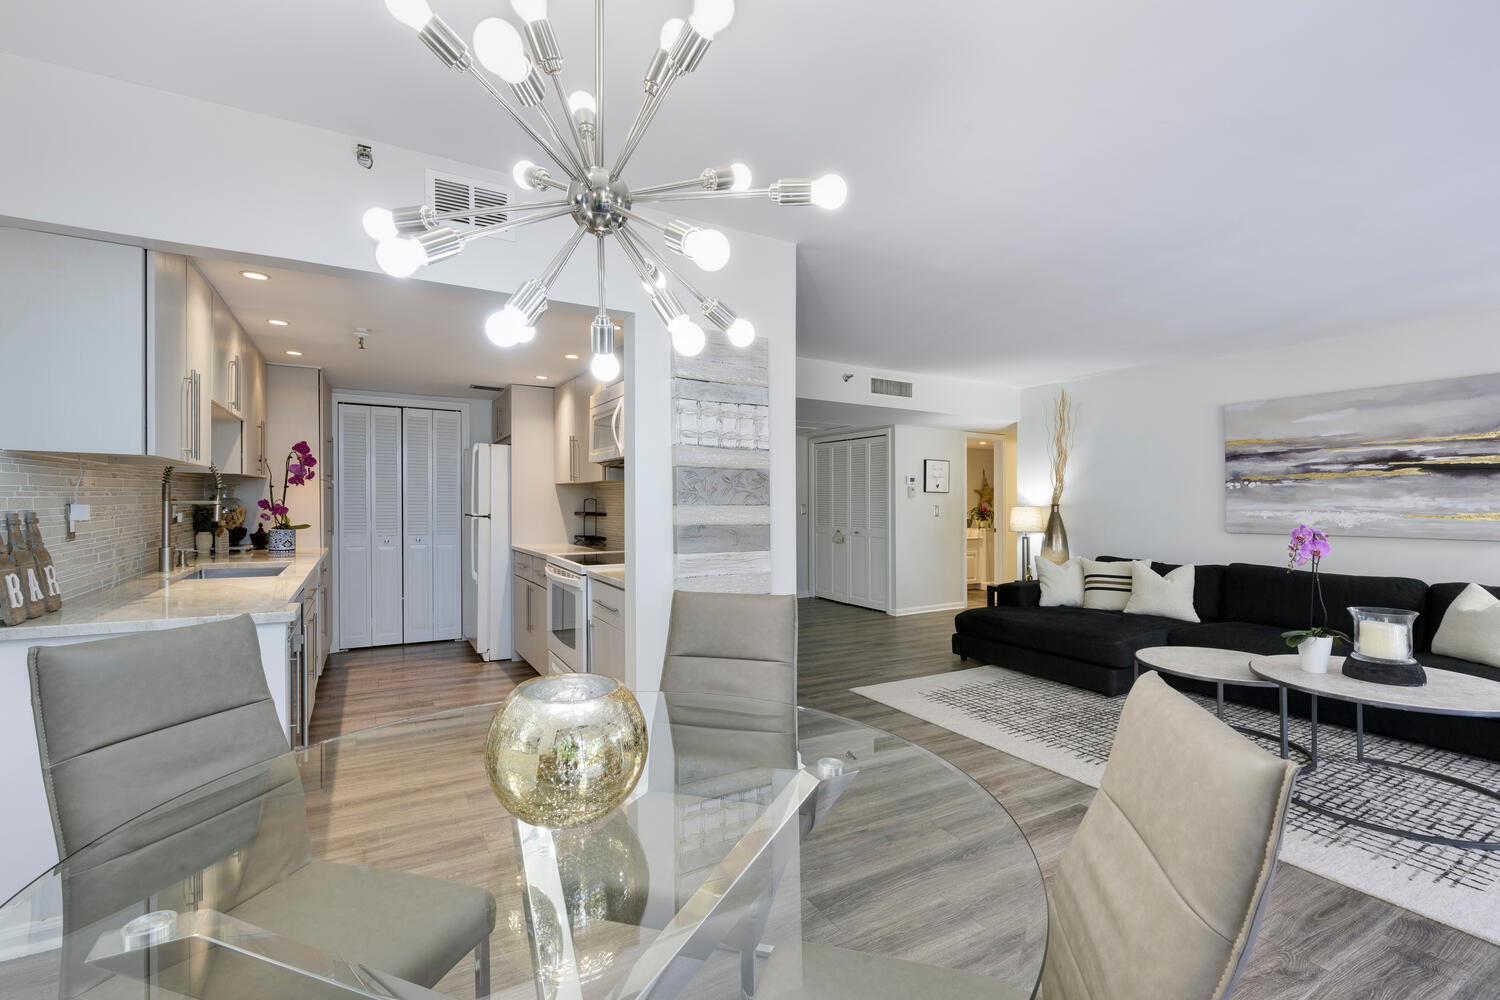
[1134,646,1302,758]
[1250,654,1500,850]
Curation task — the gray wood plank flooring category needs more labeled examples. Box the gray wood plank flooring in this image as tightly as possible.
[795,595,1500,1000]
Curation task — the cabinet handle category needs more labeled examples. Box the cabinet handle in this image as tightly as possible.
[192,370,202,461]
[182,374,193,458]
[595,600,619,615]
[259,421,267,474]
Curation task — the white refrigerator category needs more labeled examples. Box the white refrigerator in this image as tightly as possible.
[464,443,513,661]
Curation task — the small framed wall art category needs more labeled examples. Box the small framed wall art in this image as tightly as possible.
[923,459,950,493]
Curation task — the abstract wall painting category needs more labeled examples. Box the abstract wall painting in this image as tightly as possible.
[1224,372,1500,540]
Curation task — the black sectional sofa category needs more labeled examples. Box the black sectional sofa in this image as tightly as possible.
[952,558,1500,760]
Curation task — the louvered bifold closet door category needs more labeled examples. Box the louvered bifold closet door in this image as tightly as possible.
[829,441,852,602]
[864,436,890,609]
[402,408,435,643]
[812,443,835,601]
[431,410,463,640]
[338,404,373,649]
[849,441,873,605]
[369,406,405,647]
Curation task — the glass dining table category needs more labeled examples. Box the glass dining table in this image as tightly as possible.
[0,691,1048,1000]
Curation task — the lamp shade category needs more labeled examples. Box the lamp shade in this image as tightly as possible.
[1009,505,1049,533]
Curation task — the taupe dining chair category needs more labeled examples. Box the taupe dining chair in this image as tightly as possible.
[754,670,1298,1000]
[29,615,495,999]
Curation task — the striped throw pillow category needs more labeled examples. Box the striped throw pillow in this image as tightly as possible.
[1082,558,1133,611]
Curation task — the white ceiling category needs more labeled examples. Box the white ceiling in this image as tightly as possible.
[192,257,612,396]
[7,1,1500,386]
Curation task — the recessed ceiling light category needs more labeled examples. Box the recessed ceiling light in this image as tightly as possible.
[268,319,289,326]
[535,375,548,380]
[564,354,580,360]
[285,350,303,357]
[240,270,269,281]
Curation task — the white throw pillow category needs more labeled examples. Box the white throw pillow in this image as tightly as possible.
[1124,562,1200,622]
[1037,557,1084,607]
[1431,583,1500,669]
[1081,558,1134,611]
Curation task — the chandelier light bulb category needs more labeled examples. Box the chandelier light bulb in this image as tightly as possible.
[512,159,539,189]
[659,18,685,51]
[485,305,531,347]
[473,18,532,83]
[375,238,424,278]
[726,317,756,347]
[668,316,706,357]
[384,0,433,30]
[682,228,731,272]
[509,0,547,24]
[590,352,621,382]
[567,90,597,115]
[362,208,397,242]
[811,173,848,210]
[729,163,752,192]
[689,0,735,38]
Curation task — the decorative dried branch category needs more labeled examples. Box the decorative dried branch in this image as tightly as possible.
[1046,388,1078,505]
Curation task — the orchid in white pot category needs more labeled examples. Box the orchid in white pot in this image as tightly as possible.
[1280,524,1350,673]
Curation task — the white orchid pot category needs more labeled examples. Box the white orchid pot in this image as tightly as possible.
[1297,635,1333,674]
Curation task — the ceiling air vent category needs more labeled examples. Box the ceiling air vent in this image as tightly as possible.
[870,377,914,398]
[426,170,513,239]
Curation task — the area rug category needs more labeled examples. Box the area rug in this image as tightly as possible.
[852,665,1500,946]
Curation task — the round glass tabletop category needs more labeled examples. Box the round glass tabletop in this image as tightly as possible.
[0,692,1047,1000]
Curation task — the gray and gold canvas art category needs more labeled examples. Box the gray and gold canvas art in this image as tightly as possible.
[1224,372,1500,540]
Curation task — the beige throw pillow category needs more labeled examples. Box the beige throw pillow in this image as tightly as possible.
[1124,562,1199,622]
[1081,558,1133,611]
[1431,583,1500,669]
[1037,557,1084,607]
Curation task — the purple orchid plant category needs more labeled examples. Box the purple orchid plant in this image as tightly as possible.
[259,440,316,531]
[1281,523,1351,649]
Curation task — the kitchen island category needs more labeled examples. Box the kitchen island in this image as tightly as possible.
[0,548,329,899]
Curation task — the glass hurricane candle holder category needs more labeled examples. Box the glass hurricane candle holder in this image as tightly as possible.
[1344,607,1426,687]
[485,674,648,828]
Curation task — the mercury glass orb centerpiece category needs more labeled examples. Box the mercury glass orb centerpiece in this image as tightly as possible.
[485,674,648,828]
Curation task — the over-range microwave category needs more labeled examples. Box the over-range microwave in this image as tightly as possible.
[588,381,625,466]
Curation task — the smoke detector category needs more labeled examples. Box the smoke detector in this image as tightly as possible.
[355,328,371,350]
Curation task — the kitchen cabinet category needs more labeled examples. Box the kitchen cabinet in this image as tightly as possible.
[512,549,547,669]
[590,578,626,683]
[242,340,269,476]
[554,375,607,484]
[211,290,246,417]
[493,387,511,443]
[159,257,214,466]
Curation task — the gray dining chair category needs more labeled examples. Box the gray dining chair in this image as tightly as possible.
[753,670,1298,1000]
[29,614,495,998]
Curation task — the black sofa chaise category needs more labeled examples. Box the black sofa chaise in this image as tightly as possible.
[952,558,1500,760]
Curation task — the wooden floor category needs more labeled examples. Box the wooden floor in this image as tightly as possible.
[309,595,1500,997]
[306,640,538,744]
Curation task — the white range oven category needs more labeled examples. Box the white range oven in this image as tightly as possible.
[545,551,625,673]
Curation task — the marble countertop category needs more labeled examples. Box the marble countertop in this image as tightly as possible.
[0,549,329,640]
[589,565,626,589]
[512,541,622,559]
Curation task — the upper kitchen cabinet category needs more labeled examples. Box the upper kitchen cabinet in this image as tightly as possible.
[242,338,269,477]
[554,374,609,484]
[210,290,247,418]
[0,228,147,456]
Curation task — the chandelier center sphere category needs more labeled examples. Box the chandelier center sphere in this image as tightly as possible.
[570,168,632,234]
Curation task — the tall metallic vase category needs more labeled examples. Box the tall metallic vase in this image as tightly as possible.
[1039,504,1069,565]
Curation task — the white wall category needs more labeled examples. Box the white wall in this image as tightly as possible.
[0,55,797,691]
[798,358,1022,425]
[1018,306,1500,584]
[890,426,970,615]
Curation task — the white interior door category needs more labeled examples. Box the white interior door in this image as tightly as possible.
[431,410,463,641]
[811,433,889,612]
[370,406,404,647]
[403,408,435,643]
[337,404,372,649]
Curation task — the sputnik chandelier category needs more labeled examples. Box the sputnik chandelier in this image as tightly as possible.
[366,0,846,382]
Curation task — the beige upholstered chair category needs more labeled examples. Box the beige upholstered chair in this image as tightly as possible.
[1041,670,1299,1000]
[29,615,494,997]
[754,670,1297,1000]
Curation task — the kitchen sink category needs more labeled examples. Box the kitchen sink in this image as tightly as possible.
[180,565,287,580]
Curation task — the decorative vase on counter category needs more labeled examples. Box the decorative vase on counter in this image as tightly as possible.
[1039,503,1070,565]
[194,531,214,559]
[267,528,297,554]
[485,674,648,829]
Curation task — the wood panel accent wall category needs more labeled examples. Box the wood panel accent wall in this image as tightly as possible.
[671,339,771,593]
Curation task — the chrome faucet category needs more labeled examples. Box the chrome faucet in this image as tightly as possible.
[160,464,225,573]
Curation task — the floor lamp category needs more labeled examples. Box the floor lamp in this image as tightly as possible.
[1008,506,1050,582]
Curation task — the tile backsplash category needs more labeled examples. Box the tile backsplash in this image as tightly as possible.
[0,451,213,601]
[561,481,624,550]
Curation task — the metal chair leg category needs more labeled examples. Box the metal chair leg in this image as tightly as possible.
[475,933,491,1000]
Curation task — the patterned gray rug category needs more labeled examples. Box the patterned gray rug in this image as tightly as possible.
[852,665,1500,945]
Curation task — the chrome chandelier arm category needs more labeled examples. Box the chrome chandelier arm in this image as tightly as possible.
[594,0,606,169]
[632,188,771,204]
[619,225,706,304]
[614,206,668,234]
[596,233,608,319]
[611,74,676,179]
[466,65,581,180]
[461,206,577,244]
[542,226,590,284]
[531,93,591,179]
[549,75,593,171]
